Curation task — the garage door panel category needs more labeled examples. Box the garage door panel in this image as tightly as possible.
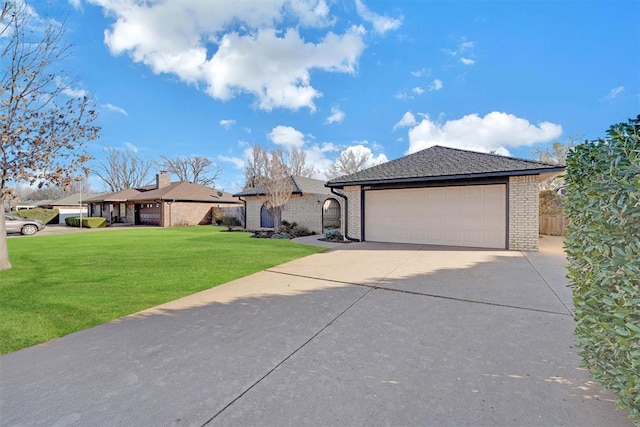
[365,185,506,249]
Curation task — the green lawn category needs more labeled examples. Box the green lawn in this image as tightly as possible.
[0,226,325,354]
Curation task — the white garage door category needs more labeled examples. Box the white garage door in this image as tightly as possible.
[365,185,506,249]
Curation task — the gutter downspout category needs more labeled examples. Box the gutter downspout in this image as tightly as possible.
[330,187,360,242]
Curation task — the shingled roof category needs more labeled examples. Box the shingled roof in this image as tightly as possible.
[129,182,239,203]
[233,176,331,197]
[326,145,564,187]
[84,188,141,203]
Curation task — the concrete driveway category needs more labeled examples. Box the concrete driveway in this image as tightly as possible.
[0,237,631,426]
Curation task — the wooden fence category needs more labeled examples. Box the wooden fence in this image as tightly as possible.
[539,213,567,236]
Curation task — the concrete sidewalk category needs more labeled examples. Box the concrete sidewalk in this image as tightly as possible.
[0,237,631,426]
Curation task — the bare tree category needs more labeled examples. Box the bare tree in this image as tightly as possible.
[93,147,153,192]
[243,144,270,189]
[532,138,577,190]
[326,147,375,179]
[287,147,316,178]
[159,155,220,186]
[264,149,294,229]
[0,2,99,269]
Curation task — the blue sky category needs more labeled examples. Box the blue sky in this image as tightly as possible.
[37,0,640,192]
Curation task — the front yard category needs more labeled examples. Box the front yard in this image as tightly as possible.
[0,226,325,354]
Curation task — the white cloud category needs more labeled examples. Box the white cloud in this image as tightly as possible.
[203,27,365,111]
[63,86,88,97]
[123,141,138,153]
[326,106,346,124]
[304,142,339,176]
[394,92,411,101]
[57,77,88,97]
[218,155,245,169]
[337,144,388,168]
[428,79,443,91]
[355,0,402,35]
[68,0,82,10]
[406,112,562,155]
[606,86,624,99]
[88,0,375,111]
[412,87,424,95]
[103,103,128,115]
[444,37,476,65]
[219,119,237,129]
[411,68,429,77]
[393,111,417,131]
[268,125,306,148]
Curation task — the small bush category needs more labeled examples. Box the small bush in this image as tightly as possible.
[13,208,59,224]
[276,221,313,238]
[564,115,640,422]
[65,217,107,228]
[221,215,240,231]
[324,229,343,241]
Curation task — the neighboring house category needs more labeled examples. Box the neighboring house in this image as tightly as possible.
[86,172,243,227]
[326,145,565,251]
[85,188,142,225]
[234,176,343,234]
[37,192,104,224]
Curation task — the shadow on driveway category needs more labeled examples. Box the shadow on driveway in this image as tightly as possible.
[0,237,631,426]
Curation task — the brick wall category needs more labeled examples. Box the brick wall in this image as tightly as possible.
[508,175,540,251]
[164,202,215,226]
[343,186,361,240]
[244,194,343,234]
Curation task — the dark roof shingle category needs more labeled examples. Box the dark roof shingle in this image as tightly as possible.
[233,176,330,197]
[327,145,564,187]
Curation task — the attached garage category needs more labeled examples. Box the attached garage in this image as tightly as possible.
[326,146,564,251]
[137,203,161,226]
[365,184,506,248]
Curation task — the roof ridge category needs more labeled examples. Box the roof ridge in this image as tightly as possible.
[432,145,557,167]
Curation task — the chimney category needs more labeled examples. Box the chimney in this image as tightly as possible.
[157,171,171,189]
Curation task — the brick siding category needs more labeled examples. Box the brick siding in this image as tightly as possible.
[244,194,343,234]
[508,175,540,251]
[343,186,361,240]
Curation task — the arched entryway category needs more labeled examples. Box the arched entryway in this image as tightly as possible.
[322,198,341,232]
[260,203,275,228]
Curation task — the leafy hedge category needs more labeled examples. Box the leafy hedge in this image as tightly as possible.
[564,115,640,421]
[13,208,59,224]
[65,216,107,228]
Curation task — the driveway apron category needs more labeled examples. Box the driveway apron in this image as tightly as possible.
[0,237,631,426]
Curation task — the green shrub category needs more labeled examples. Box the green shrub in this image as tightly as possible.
[324,229,343,240]
[564,115,640,421]
[276,221,313,238]
[270,233,289,239]
[13,208,59,224]
[291,225,313,238]
[221,215,240,231]
[65,217,107,228]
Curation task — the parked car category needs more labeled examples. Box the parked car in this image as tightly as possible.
[4,214,46,235]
